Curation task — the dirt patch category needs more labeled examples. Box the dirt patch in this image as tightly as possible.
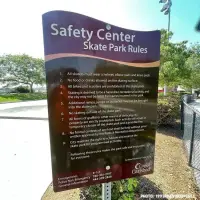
[138,129,200,199]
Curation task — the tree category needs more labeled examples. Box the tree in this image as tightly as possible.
[159,29,190,93]
[0,54,45,93]
[182,43,200,90]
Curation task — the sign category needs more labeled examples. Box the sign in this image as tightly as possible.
[42,11,160,192]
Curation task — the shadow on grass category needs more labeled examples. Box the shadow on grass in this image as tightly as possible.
[135,177,167,200]
[157,122,183,140]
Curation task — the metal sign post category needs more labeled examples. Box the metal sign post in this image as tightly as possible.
[102,182,111,200]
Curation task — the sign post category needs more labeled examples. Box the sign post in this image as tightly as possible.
[102,183,111,200]
[42,11,160,194]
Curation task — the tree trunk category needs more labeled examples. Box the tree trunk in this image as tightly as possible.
[192,88,195,94]
[164,85,167,96]
[173,85,178,93]
[30,84,33,93]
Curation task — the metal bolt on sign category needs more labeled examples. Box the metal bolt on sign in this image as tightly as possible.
[102,182,111,200]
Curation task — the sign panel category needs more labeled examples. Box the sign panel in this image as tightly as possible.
[42,11,160,192]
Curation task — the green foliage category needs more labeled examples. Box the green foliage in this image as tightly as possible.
[14,86,30,93]
[0,93,47,103]
[157,94,181,126]
[81,178,138,200]
[0,54,45,93]
[159,30,200,92]
[181,43,200,89]
[118,179,139,200]
[159,29,190,87]
[159,61,179,86]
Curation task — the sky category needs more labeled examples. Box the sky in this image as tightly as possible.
[0,0,199,58]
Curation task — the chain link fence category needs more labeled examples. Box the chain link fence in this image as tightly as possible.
[181,95,200,189]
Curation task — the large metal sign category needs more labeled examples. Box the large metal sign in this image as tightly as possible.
[42,10,160,192]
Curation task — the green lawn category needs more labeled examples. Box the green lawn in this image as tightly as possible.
[0,93,47,103]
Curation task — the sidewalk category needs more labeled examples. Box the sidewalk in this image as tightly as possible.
[0,100,48,118]
[0,100,47,110]
[0,100,51,200]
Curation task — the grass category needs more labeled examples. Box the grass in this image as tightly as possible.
[158,91,191,98]
[0,93,47,103]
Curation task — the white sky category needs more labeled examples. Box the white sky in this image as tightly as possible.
[0,0,153,58]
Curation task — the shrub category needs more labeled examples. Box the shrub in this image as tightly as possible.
[81,178,138,200]
[14,86,30,93]
[157,94,181,126]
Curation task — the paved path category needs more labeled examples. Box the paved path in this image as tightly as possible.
[0,101,51,200]
[0,100,48,118]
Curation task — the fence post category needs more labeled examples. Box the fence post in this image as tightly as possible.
[102,182,111,200]
[189,111,196,166]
